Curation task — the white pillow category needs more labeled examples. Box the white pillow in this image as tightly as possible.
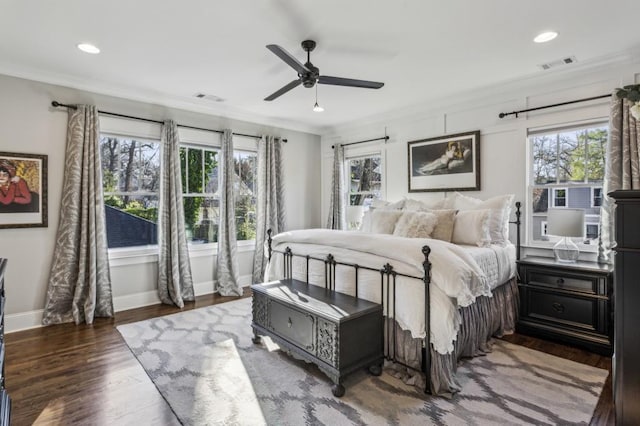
[370,199,405,211]
[403,197,447,211]
[450,192,515,245]
[370,210,403,234]
[359,210,372,232]
[393,211,438,238]
[451,209,491,247]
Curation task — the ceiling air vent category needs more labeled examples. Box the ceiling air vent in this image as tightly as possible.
[194,93,225,102]
[539,56,577,71]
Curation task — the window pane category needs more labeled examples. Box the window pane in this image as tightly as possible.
[118,139,139,192]
[554,189,567,207]
[187,148,203,193]
[558,130,582,183]
[531,135,557,184]
[204,150,218,193]
[587,127,607,183]
[184,196,219,243]
[234,151,257,241]
[139,142,160,192]
[104,195,158,248]
[532,188,548,213]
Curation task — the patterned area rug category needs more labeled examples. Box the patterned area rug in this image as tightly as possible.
[117,298,608,426]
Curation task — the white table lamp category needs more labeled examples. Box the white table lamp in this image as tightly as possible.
[547,208,585,263]
[346,205,365,230]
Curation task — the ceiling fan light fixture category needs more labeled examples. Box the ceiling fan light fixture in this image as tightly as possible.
[77,43,100,54]
[313,85,324,112]
[533,31,558,43]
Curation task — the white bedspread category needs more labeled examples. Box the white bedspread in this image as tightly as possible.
[265,229,501,354]
[463,244,517,290]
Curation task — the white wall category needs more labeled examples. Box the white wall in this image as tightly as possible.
[321,59,640,257]
[0,74,321,332]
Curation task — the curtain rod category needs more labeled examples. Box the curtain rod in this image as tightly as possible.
[50,101,287,142]
[332,136,389,149]
[498,94,611,119]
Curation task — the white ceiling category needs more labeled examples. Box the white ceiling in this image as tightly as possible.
[1,0,639,134]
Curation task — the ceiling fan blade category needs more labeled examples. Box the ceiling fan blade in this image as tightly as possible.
[264,79,302,101]
[266,44,309,75]
[318,75,384,89]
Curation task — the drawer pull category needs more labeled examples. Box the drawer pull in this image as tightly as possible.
[556,278,565,285]
[552,302,565,313]
[288,317,292,328]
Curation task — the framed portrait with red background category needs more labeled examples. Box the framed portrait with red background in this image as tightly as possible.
[0,151,48,228]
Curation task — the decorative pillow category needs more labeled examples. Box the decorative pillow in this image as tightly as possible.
[393,211,437,238]
[370,199,405,211]
[370,210,403,234]
[449,192,515,245]
[451,209,491,247]
[403,197,447,211]
[423,209,457,242]
[359,210,372,232]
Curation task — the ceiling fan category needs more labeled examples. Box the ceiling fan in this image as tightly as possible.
[264,40,384,101]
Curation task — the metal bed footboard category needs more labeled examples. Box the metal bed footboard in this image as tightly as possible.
[267,229,434,394]
[265,201,522,395]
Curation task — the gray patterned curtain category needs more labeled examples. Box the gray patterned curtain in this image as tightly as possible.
[252,136,285,283]
[43,105,113,325]
[326,143,346,229]
[216,130,242,296]
[598,92,640,262]
[158,120,195,307]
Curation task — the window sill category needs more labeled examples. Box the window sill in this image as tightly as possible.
[108,240,257,266]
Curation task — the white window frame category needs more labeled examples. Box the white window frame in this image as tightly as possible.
[100,117,163,260]
[526,119,607,253]
[344,146,385,207]
[540,221,548,237]
[233,148,258,243]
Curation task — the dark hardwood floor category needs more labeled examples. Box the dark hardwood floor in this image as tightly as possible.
[5,290,613,425]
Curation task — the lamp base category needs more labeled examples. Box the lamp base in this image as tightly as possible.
[553,237,580,263]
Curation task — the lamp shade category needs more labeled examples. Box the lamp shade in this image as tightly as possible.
[547,208,584,238]
[347,205,365,224]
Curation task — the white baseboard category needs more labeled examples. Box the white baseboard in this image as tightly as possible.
[5,309,44,334]
[5,274,253,334]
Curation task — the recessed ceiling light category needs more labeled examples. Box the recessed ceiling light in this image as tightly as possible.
[534,31,558,43]
[77,43,100,54]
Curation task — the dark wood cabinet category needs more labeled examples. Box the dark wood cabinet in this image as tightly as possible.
[0,259,10,426]
[517,256,613,355]
[611,190,640,426]
[251,279,383,397]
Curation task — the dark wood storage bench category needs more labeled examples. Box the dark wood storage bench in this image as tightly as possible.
[251,279,384,397]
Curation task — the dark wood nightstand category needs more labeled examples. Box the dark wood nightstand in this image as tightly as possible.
[517,256,613,355]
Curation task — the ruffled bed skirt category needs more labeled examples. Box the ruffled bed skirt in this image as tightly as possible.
[386,277,519,396]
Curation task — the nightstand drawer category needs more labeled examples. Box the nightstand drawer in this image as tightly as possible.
[526,268,598,295]
[525,289,596,331]
[270,300,316,353]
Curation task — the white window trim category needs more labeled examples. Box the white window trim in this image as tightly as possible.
[526,120,608,254]
[540,221,548,236]
[345,149,386,208]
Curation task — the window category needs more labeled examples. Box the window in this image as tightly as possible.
[528,123,607,246]
[552,188,567,207]
[347,154,382,208]
[180,145,219,244]
[234,150,257,241]
[179,146,257,244]
[585,222,600,241]
[346,153,382,230]
[592,187,603,207]
[100,134,161,248]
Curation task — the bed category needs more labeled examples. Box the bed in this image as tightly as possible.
[263,193,521,396]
